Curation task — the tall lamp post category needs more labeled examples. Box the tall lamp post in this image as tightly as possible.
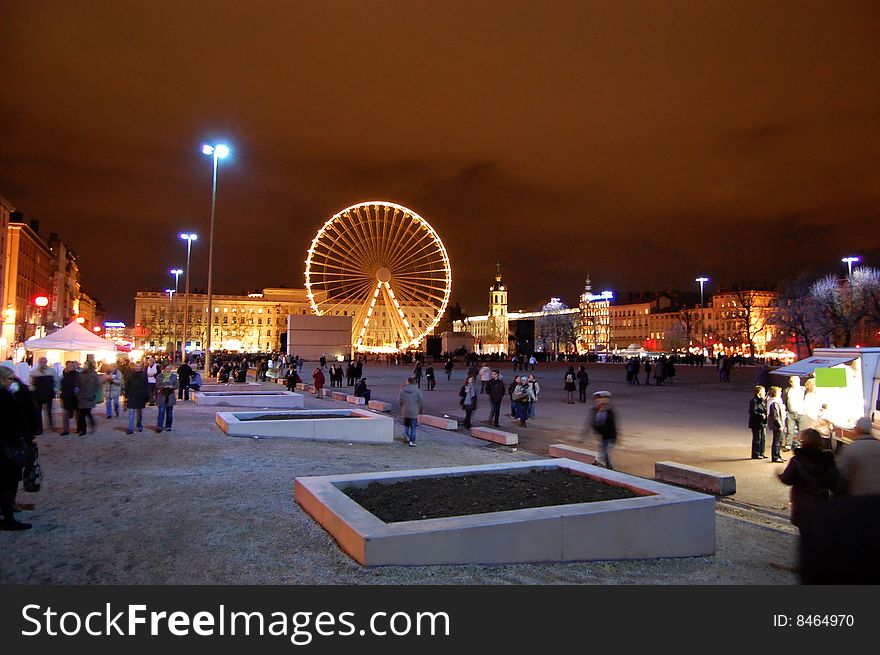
[201,143,230,374]
[170,268,183,359]
[34,295,49,339]
[179,232,197,363]
[695,277,709,355]
[164,288,176,355]
[841,256,860,277]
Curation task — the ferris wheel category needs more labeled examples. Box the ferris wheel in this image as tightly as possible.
[304,201,452,353]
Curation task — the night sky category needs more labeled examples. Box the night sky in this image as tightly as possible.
[2,1,879,320]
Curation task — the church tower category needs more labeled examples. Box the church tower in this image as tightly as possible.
[488,263,509,344]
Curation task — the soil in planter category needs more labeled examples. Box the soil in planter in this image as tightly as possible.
[343,469,642,523]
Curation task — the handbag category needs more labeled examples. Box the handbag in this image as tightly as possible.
[23,444,42,492]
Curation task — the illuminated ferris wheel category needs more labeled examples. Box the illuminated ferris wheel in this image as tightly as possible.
[304,201,452,353]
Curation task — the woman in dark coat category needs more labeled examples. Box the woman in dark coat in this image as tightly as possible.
[0,367,40,530]
[576,366,590,403]
[312,367,325,393]
[59,361,80,436]
[75,361,101,435]
[778,428,841,535]
[563,366,577,404]
[124,362,150,434]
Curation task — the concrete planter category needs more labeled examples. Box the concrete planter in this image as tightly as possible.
[216,408,394,443]
[193,390,305,408]
[295,458,715,566]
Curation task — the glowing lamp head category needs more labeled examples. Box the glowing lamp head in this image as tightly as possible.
[170,268,183,275]
[34,296,49,308]
[201,145,214,156]
[75,317,85,324]
[180,232,197,241]
[695,277,709,284]
[93,326,102,333]
[215,144,229,158]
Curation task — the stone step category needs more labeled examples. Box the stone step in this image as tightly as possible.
[368,400,393,412]
[346,395,366,405]
[549,443,599,465]
[418,414,458,430]
[331,391,347,401]
[470,426,518,445]
[320,389,333,398]
[654,461,736,496]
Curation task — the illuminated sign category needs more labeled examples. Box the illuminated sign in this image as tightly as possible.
[104,321,126,328]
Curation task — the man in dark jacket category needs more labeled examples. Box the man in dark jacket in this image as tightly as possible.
[591,391,618,470]
[176,361,193,401]
[0,366,41,530]
[748,385,768,459]
[354,378,371,403]
[29,357,58,431]
[486,370,506,428]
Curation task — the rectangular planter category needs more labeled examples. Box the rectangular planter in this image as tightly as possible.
[216,408,394,443]
[295,459,715,566]
[194,390,305,408]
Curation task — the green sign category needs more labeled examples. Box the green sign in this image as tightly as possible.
[815,367,846,388]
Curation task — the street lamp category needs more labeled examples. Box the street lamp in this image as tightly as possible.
[165,288,176,355]
[179,232,197,363]
[201,143,230,374]
[841,256,860,276]
[169,269,183,357]
[695,277,709,354]
[34,296,49,339]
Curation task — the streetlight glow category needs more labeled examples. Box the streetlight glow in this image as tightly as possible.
[841,256,860,276]
[214,144,229,158]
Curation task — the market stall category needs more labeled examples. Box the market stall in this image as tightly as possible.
[24,321,118,366]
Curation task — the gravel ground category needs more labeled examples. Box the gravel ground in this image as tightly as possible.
[1,392,798,585]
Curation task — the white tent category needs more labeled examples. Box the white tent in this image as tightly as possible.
[25,321,117,365]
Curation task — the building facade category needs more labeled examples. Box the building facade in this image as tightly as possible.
[3,217,53,346]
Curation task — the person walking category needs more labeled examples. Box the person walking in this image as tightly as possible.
[145,357,159,405]
[783,376,805,452]
[412,362,423,389]
[397,377,424,447]
[59,361,79,436]
[425,364,436,391]
[748,385,768,459]
[155,364,178,432]
[460,376,477,429]
[75,360,101,435]
[644,359,652,385]
[576,365,590,403]
[0,366,41,531]
[563,366,576,404]
[838,416,880,496]
[285,366,301,392]
[176,360,193,401]
[478,364,492,394]
[103,362,123,418]
[512,377,534,428]
[29,357,59,432]
[346,360,356,387]
[528,355,537,371]
[527,373,540,418]
[508,375,521,417]
[778,428,842,537]
[354,359,363,384]
[444,358,454,381]
[590,391,618,469]
[767,385,787,463]
[124,362,149,434]
[312,367,325,394]
[486,369,506,428]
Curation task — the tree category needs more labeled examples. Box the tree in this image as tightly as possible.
[677,308,697,346]
[768,274,826,357]
[538,298,576,356]
[728,288,772,360]
[810,268,880,347]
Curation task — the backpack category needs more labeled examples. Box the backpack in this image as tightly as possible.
[565,373,574,384]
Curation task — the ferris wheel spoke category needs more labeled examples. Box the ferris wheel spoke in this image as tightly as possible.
[351,206,382,267]
[392,279,448,306]
[383,207,408,265]
[390,246,446,274]
[329,216,373,265]
[310,258,371,278]
[323,228,372,269]
[361,205,385,266]
[382,283,415,345]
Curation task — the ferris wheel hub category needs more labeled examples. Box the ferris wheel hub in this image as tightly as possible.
[376,267,392,283]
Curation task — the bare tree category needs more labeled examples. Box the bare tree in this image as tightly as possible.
[677,308,697,346]
[539,299,576,356]
[769,274,826,357]
[728,288,772,360]
[810,268,880,347]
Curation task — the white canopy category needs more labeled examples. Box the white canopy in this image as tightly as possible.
[25,321,117,351]
[770,353,858,377]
